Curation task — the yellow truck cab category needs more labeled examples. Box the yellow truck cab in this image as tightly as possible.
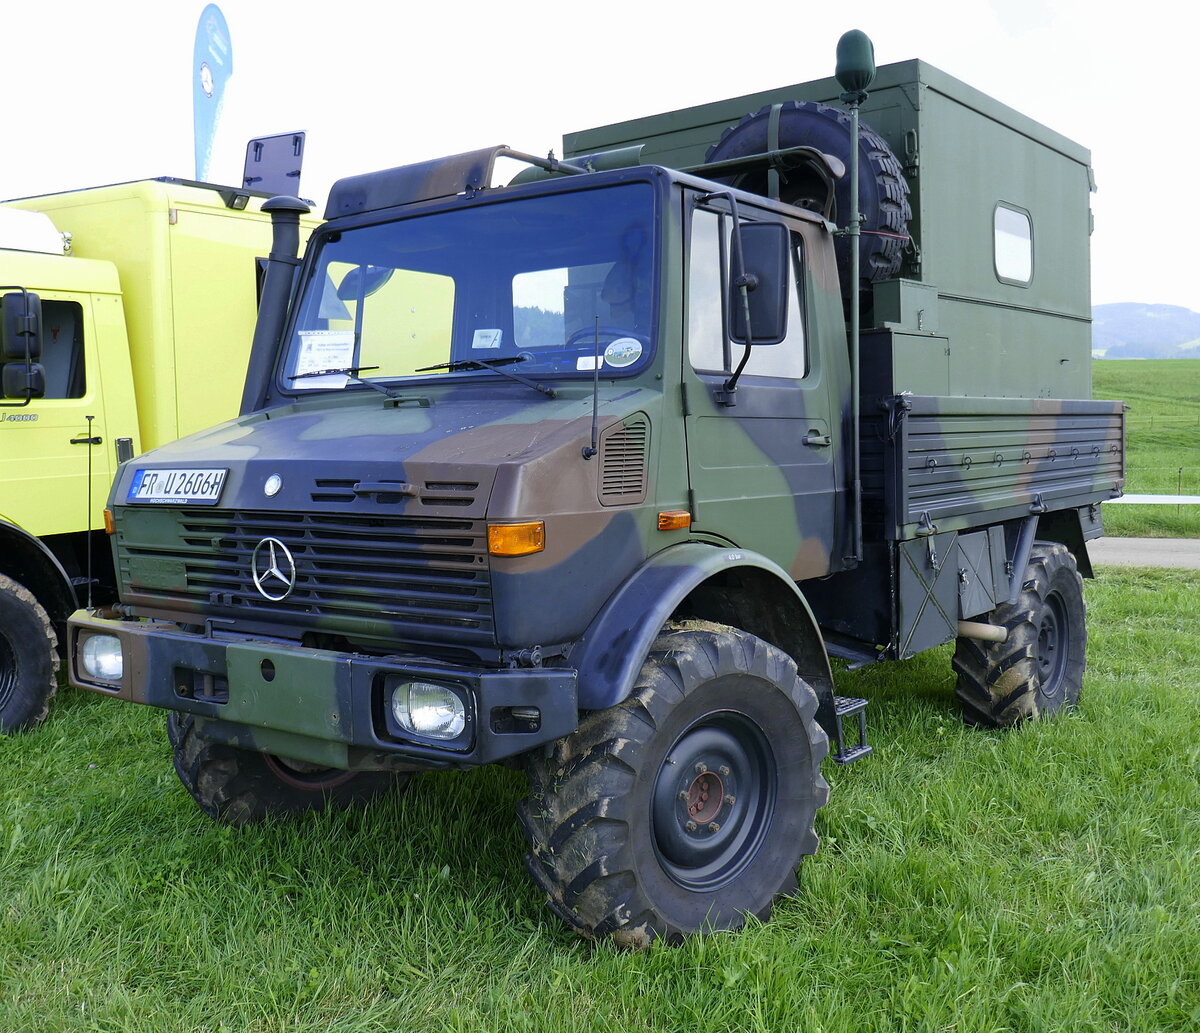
[0,178,318,730]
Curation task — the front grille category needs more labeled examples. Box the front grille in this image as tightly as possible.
[119,509,493,650]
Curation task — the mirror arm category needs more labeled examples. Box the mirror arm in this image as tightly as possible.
[698,192,755,406]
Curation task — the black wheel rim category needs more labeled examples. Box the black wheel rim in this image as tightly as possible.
[0,633,15,711]
[262,754,356,791]
[650,711,777,891]
[1037,591,1069,702]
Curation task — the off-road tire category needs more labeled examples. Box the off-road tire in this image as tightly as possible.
[705,100,912,296]
[167,711,407,826]
[0,574,59,732]
[953,542,1087,727]
[518,623,829,946]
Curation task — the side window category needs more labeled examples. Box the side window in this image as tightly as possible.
[994,203,1033,285]
[513,262,617,350]
[687,209,807,378]
[40,300,86,399]
[512,256,652,354]
[513,267,572,349]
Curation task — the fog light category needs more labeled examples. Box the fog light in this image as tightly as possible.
[81,634,124,682]
[391,681,466,740]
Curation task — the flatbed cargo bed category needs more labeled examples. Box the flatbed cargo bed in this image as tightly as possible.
[864,395,1124,541]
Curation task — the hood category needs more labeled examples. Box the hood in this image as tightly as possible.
[113,383,655,520]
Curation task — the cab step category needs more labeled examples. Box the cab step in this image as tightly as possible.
[832,695,873,765]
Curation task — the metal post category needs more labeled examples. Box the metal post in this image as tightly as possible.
[847,96,863,564]
[835,29,875,565]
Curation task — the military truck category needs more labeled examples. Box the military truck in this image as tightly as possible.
[0,169,317,731]
[66,41,1124,945]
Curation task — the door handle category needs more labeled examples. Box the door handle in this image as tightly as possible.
[803,429,832,448]
[70,435,103,445]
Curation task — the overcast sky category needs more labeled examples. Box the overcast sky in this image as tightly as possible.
[3,0,1190,311]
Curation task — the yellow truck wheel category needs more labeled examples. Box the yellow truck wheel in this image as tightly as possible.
[0,574,59,732]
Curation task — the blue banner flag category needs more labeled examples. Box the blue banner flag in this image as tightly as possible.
[193,4,233,182]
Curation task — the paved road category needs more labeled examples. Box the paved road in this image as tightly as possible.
[1088,537,1200,569]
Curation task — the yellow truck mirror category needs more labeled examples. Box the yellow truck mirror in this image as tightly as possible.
[1,290,43,361]
[1,361,46,399]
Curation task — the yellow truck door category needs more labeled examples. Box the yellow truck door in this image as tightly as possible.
[0,293,119,538]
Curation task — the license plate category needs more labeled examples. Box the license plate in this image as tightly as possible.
[126,468,227,505]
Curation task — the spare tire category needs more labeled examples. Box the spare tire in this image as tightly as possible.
[705,100,912,297]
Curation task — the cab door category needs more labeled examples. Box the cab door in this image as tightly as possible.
[682,201,844,581]
[0,293,115,538]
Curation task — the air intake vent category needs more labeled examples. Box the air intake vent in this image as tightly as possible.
[311,478,357,503]
[422,480,478,507]
[599,414,649,506]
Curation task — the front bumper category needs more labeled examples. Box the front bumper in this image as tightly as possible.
[68,610,578,771]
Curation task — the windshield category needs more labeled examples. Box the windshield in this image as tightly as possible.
[283,182,657,391]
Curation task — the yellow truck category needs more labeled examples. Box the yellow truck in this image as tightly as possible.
[0,178,316,730]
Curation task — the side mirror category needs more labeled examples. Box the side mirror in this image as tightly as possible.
[2,291,43,361]
[729,222,790,345]
[2,362,46,399]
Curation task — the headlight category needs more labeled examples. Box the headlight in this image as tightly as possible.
[390,681,467,740]
[81,634,124,682]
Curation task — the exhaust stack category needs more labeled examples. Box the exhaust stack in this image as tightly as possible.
[240,195,311,414]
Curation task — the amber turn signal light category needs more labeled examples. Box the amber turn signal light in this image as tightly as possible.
[487,521,545,556]
[657,510,692,531]
[103,509,115,535]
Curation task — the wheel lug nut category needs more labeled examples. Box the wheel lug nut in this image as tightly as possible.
[725,794,735,805]
[708,822,720,832]
[719,765,731,776]
[700,792,709,802]
[678,791,688,801]
[694,762,707,774]
[685,821,698,832]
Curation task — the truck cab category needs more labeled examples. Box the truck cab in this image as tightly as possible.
[68,152,847,749]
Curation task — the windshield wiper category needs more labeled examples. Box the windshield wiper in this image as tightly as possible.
[415,355,557,398]
[287,365,399,398]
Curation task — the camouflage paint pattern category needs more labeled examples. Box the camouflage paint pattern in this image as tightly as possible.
[68,157,1123,769]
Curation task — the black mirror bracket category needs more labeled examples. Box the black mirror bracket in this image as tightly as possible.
[697,192,756,406]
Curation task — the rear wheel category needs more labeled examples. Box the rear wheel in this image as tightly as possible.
[953,542,1087,727]
[519,624,828,946]
[167,711,407,825]
[0,574,58,733]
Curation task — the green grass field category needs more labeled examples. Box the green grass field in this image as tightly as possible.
[2,567,1197,1032]
[1094,359,1200,537]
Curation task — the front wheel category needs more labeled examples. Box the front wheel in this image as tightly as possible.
[167,712,408,826]
[953,542,1087,727]
[518,623,829,946]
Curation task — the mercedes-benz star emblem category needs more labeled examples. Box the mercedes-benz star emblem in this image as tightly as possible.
[251,537,297,601]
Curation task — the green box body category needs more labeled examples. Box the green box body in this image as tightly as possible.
[565,59,1094,400]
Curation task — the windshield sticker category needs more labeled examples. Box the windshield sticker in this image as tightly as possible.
[604,338,643,368]
[472,328,503,349]
[576,355,601,371]
[294,331,354,388]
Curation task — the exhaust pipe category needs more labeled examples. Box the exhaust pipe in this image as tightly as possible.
[240,195,311,414]
[957,620,1007,644]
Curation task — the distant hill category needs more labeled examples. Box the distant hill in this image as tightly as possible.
[1093,303,1200,359]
